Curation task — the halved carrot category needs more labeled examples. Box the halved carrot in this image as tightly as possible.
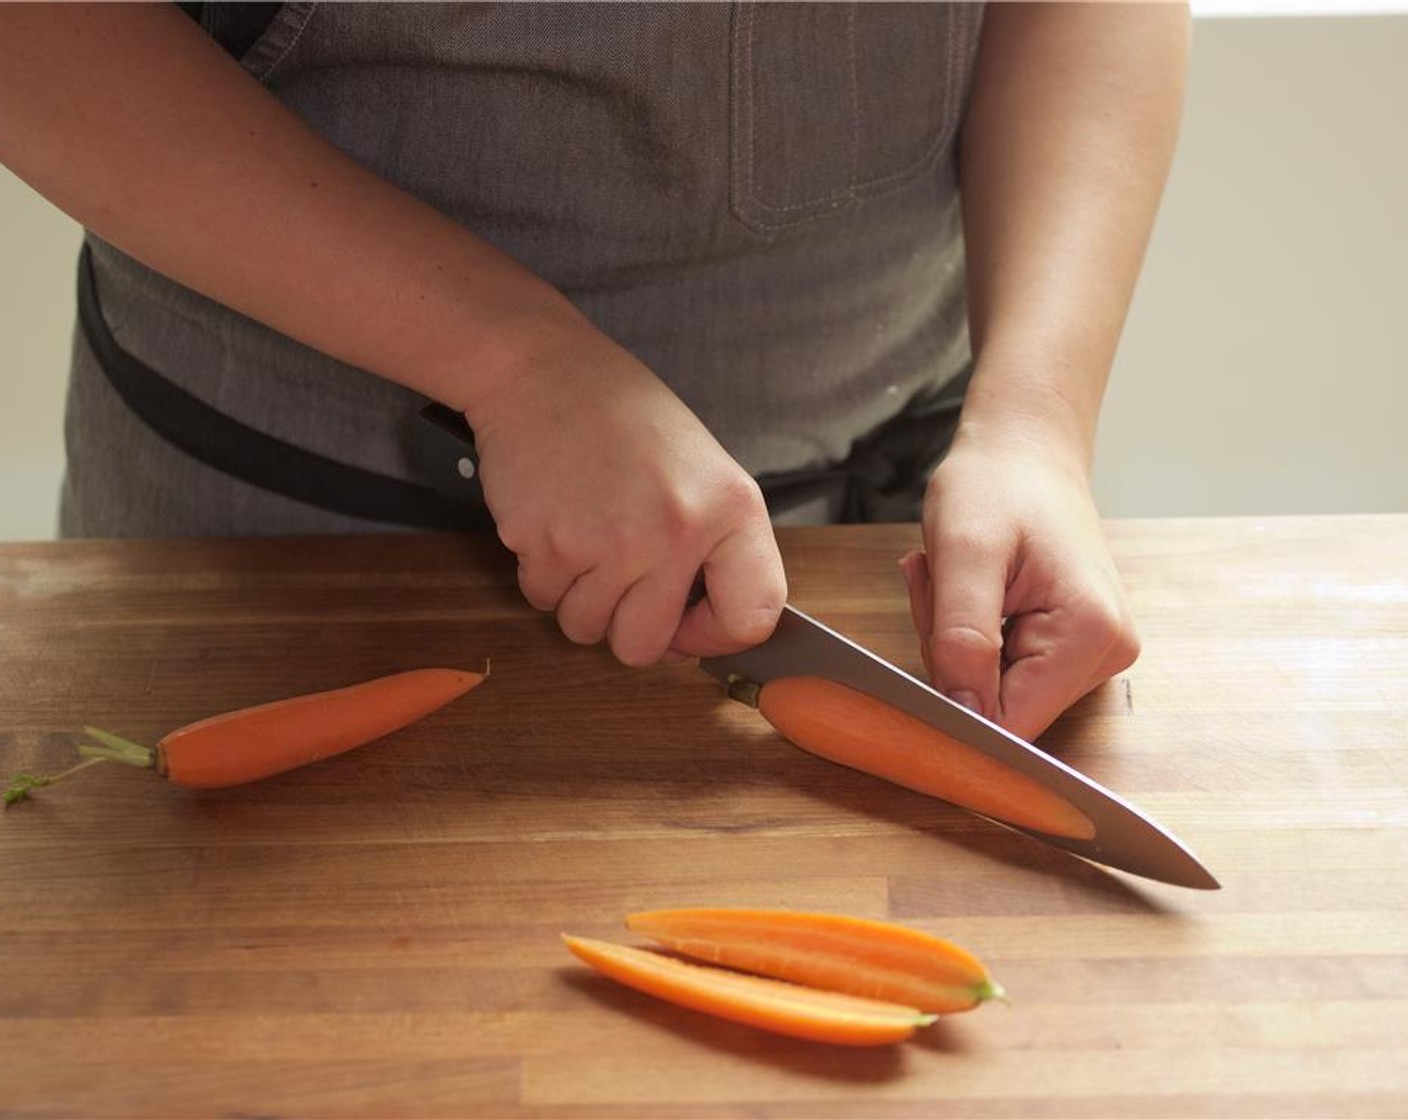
[626,907,1003,1014]
[562,934,936,1047]
[753,676,1096,840]
[4,667,486,803]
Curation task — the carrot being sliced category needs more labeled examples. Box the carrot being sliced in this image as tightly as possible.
[625,907,1003,1014]
[755,676,1096,841]
[562,935,936,1047]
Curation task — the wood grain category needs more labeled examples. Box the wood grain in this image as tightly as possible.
[1,517,1406,1118]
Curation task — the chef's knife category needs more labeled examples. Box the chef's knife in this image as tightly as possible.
[415,405,1218,889]
[702,605,1219,890]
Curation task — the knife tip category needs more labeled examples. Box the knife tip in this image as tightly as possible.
[1147,856,1221,891]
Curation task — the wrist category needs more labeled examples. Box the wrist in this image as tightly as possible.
[955,355,1102,480]
[401,253,593,426]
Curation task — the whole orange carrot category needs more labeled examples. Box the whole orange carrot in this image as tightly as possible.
[5,666,485,803]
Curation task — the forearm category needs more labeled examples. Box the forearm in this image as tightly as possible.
[957,1,1189,471]
[0,3,580,418]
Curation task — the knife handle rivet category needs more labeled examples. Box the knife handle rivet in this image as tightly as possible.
[456,457,477,480]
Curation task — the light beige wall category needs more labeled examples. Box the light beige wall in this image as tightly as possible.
[1092,13,1408,516]
[0,172,80,540]
[1,13,1404,541]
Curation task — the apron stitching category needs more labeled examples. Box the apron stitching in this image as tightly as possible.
[846,1,860,204]
[259,1,318,84]
[847,4,960,196]
[732,3,965,224]
[729,1,750,220]
[738,1,850,219]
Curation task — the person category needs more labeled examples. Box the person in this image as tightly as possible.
[0,2,1187,742]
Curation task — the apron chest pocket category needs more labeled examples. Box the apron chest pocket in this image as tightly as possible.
[728,1,979,235]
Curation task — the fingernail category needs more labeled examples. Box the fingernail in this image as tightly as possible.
[950,690,981,713]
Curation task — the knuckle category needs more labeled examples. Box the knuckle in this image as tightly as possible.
[654,489,700,542]
[934,522,1004,563]
[517,577,558,613]
[729,605,781,648]
[688,470,766,531]
[720,471,767,515]
[555,589,612,647]
[494,517,530,558]
[1079,588,1141,674]
[657,494,726,556]
[543,525,590,569]
[557,614,604,646]
[1085,592,1135,646]
[1083,609,1122,650]
[1109,621,1142,673]
[933,622,1004,665]
[612,636,662,670]
[763,577,789,617]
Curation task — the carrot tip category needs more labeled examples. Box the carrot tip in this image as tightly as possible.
[980,979,1010,1006]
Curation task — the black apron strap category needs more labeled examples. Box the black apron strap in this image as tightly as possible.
[834,368,970,523]
[78,243,966,532]
[753,370,968,524]
[77,244,492,532]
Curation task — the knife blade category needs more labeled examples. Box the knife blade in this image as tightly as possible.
[701,605,1220,891]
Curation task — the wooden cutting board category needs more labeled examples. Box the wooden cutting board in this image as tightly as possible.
[1,516,1405,1117]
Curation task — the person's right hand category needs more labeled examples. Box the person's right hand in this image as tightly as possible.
[0,3,784,665]
[465,323,787,668]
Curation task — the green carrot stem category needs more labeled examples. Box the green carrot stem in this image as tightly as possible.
[78,726,158,770]
[4,757,110,808]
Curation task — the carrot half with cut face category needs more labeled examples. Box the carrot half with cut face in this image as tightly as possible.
[752,676,1095,841]
[562,935,936,1047]
[626,907,1003,1014]
[76,666,486,789]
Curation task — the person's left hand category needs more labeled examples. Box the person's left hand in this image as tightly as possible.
[900,424,1140,743]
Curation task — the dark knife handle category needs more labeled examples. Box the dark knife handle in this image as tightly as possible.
[411,402,484,503]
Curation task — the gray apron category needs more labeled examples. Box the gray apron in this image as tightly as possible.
[60,1,983,538]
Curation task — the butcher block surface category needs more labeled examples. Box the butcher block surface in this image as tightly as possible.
[1,516,1405,1118]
